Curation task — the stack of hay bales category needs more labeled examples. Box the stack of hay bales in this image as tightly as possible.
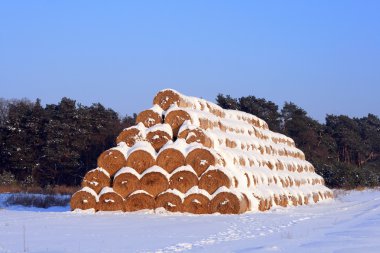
[71,89,333,214]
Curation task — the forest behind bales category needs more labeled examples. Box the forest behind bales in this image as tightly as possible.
[0,95,379,190]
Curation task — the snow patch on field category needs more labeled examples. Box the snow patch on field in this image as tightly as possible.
[0,190,380,253]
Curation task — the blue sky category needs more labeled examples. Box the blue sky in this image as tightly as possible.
[0,1,379,121]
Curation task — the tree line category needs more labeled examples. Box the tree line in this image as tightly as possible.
[0,97,135,187]
[0,95,379,189]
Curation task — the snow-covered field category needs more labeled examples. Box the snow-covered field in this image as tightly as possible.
[0,190,379,253]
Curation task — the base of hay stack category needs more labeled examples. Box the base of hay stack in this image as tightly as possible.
[140,166,169,197]
[113,167,141,198]
[97,188,125,212]
[169,167,198,194]
[186,148,216,176]
[210,190,248,214]
[199,169,232,195]
[97,148,128,176]
[81,168,110,194]
[136,107,163,128]
[124,190,155,212]
[157,148,186,173]
[155,190,183,213]
[70,187,98,211]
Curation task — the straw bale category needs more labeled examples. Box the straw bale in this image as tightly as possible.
[124,191,155,212]
[97,149,127,176]
[155,191,183,213]
[70,188,97,211]
[183,193,210,214]
[209,191,248,214]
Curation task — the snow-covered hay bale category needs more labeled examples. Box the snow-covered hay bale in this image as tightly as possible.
[136,105,163,128]
[178,127,213,148]
[81,168,110,194]
[209,189,249,214]
[155,190,183,213]
[70,187,98,211]
[140,166,169,197]
[124,190,155,212]
[113,167,141,198]
[97,187,125,212]
[116,123,145,146]
[274,194,288,207]
[186,148,221,176]
[97,148,127,176]
[169,166,198,193]
[258,197,273,211]
[183,188,211,214]
[164,109,192,137]
[153,89,187,111]
[146,124,173,152]
[199,168,233,195]
[126,141,156,174]
[156,140,187,173]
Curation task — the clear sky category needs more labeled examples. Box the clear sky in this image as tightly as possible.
[0,1,379,122]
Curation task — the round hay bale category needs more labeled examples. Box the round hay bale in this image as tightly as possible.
[169,166,198,194]
[113,167,141,198]
[258,198,272,211]
[116,124,145,146]
[126,142,156,174]
[124,190,155,212]
[178,128,213,148]
[81,168,110,194]
[186,148,217,176]
[155,190,183,213]
[312,192,320,203]
[164,109,191,137]
[210,190,248,214]
[140,166,169,197]
[153,89,184,111]
[183,193,210,214]
[97,148,128,176]
[146,124,173,152]
[274,194,288,207]
[97,187,124,212]
[70,187,98,211]
[136,106,163,128]
[156,148,186,173]
[199,169,232,195]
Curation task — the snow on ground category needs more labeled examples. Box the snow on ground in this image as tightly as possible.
[0,190,379,253]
